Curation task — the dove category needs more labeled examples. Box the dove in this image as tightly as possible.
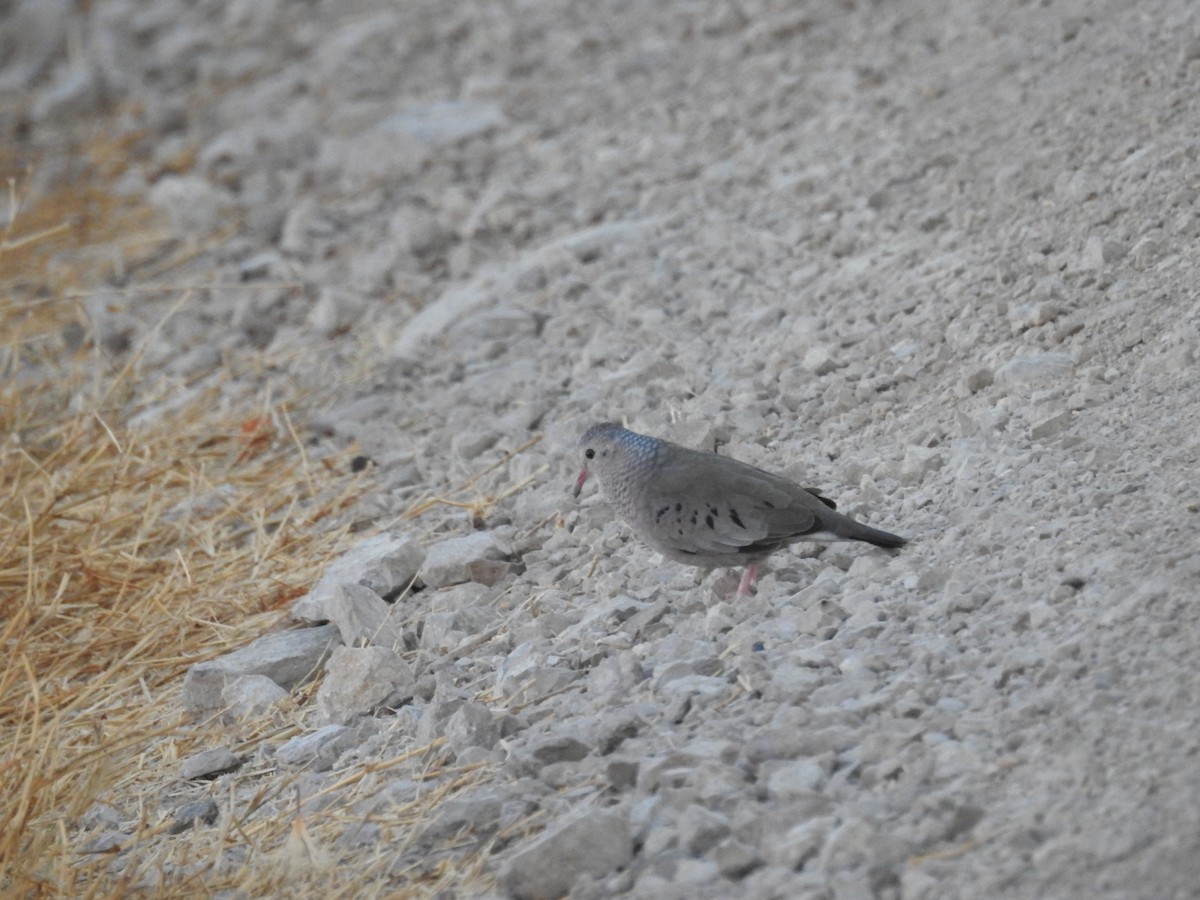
[573,422,906,597]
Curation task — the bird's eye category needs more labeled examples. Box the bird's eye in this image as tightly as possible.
[585,448,595,459]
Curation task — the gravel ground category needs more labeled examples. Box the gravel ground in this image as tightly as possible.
[7,0,1200,896]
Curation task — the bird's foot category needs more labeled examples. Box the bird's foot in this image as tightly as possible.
[735,563,758,600]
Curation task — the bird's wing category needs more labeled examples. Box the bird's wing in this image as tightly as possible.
[640,445,832,556]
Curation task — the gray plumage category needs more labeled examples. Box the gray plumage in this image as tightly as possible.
[574,422,906,593]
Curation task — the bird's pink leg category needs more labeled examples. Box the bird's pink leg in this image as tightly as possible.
[736,563,758,600]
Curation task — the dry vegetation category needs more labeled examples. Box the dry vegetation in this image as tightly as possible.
[0,128,409,896]
[0,121,538,898]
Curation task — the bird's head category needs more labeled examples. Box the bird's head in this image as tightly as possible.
[574,422,653,497]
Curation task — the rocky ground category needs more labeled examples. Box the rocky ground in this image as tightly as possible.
[6,0,1200,896]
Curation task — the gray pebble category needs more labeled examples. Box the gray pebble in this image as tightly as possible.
[168,799,220,834]
[180,748,243,781]
[422,531,512,589]
[327,583,404,649]
[499,809,633,900]
[444,703,500,754]
[315,645,415,725]
[276,725,355,770]
[221,674,288,719]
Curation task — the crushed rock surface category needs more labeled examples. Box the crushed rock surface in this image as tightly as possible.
[8,0,1200,896]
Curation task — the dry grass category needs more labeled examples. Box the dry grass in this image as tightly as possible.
[0,263,372,891]
[0,123,506,897]
[0,106,551,898]
[0,352,368,894]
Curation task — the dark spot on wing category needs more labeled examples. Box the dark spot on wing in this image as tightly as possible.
[655,505,671,523]
[675,503,682,512]
[690,510,698,526]
[762,500,776,509]
[705,514,714,529]
[729,508,746,529]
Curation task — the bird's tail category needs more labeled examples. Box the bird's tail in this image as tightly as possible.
[838,518,908,549]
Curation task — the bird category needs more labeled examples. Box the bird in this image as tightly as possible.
[573,422,906,597]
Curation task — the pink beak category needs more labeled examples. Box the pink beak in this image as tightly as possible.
[573,467,589,498]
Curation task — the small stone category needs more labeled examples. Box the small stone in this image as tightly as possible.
[764,760,826,800]
[764,818,828,868]
[499,809,633,900]
[327,583,404,649]
[315,645,416,725]
[2,0,71,91]
[1030,410,1074,441]
[465,558,519,586]
[801,345,836,375]
[1051,584,1076,602]
[962,368,993,394]
[900,446,944,485]
[278,198,320,255]
[1120,315,1147,350]
[83,830,129,854]
[818,816,879,871]
[1028,602,1058,629]
[422,792,504,841]
[901,867,943,900]
[276,725,355,770]
[931,738,981,780]
[606,758,639,791]
[529,735,591,765]
[1141,343,1197,376]
[1076,235,1126,270]
[168,799,220,834]
[221,674,288,718]
[745,726,809,763]
[182,624,340,714]
[496,641,578,702]
[180,748,243,781]
[415,700,465,745]
[391,204,449,256]
[420,610,465,652]
[443,702,500,755]
[713,837,763,879]
[237,251,283,280]
[81,803,122,831]
[1130,236,1163,269]
[993,352,1072,390]
[380,101,505,148]
[495,641,541,692]
[622,599,670,640]
[167,344,222,378]
[587,652,648,708]
[450,430,499,460]
[292,533,424,623]
[148,174,227,236]
[422,531,512,588]
[1054,170,1099,203]
[318,129,429,190]
[672,859,722,884]
[655,674,733,708]
[1008,301,1065,332]
[307,288,361,337]
[678,805,732,855]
